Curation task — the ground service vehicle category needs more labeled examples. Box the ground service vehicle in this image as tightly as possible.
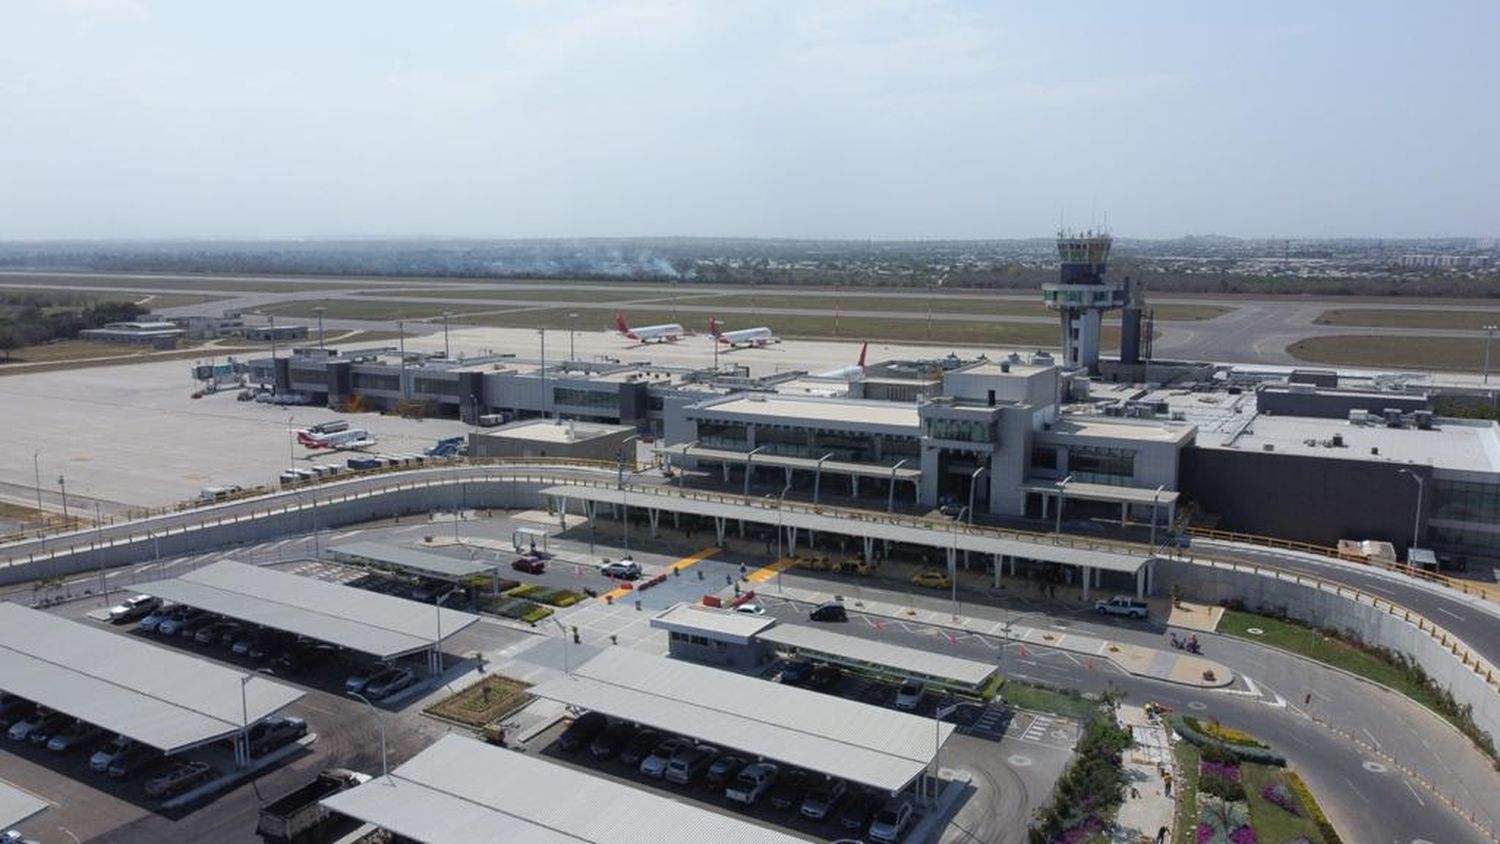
[256,769,370,844]
[1094,596,1149,619]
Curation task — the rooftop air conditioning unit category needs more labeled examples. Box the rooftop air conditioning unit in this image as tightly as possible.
[1263,443,1275,452]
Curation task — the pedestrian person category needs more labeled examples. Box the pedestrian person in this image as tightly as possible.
[1156,826,1169,844]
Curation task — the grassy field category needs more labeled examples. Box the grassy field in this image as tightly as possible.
[0,341,255,375]
[257,299,497,321]
[997,680,1099,720]
[1315,307,1500,330]
[1218,610,1448,712]
[0,287,222,309]
[1287,335,1486,371]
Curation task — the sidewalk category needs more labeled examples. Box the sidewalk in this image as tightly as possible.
[752,578,1233,688]
[1110,704,1175,844]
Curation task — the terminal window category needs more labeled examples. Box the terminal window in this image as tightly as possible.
[1067,446,1135,485]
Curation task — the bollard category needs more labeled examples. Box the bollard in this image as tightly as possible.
[610,634,618,645]
[697,569,704,581]
[571,626,580,644]
[673,566,680,577]
[606,594,613,605]
[635,599,642,611]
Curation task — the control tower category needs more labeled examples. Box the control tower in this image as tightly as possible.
[1042,230,1128,373]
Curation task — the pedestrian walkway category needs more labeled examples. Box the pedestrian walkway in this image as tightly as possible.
[754,582,1233,688]
[1166,599,1222,632]
[1110,704,1175,844]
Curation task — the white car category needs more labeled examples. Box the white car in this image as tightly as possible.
[600,559,641,580]
[733,602,766,615]
[725,762,779,805]
[894,678,924,711]
[108,595,160,623]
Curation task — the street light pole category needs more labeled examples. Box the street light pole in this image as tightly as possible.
[443,311,452,360]
[951,506,968,617]
[1149,484,1165,552]
[32,451,43,522]
[347,691,390,782]
[1054,474,1073,540]
[57,474,69,528]
[813,452,833,506]
[93,500,107,605]
[568,312,578,361]
[1398,469,1425,559]
[551,617,572,676]
[775,483,792,591]
[539,328,547,419]
[314,306,326,351]
[239,674,251,767]
[397,321,407,401]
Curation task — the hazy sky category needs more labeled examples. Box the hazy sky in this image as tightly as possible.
[2,1,1495,241]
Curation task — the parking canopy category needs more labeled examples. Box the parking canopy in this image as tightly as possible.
[0,603,302,754]
[326,542,497,582]
[323,734,807,844]
[757,622,997,692]
[531,647,953,794]
[136,560,480,661]
[0,781,47,830]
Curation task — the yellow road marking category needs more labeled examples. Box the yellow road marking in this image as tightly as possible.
[746,557,797,585]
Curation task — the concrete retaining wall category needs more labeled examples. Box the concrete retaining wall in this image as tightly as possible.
[1,480,551,588]
[1160,557,1500,746]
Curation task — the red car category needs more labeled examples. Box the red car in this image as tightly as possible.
[512,556,546,574]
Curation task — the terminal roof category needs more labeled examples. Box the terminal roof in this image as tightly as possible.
[0,603,302,753]
[692,395,920,431]
[137,560,480,660]
[530,646,953,793]
[327,541,498,580]
[544,484,1149,575]
[650,603,776,645]
[322,734,808,844]
[1198,413,1500,473]
[662,444,923,481]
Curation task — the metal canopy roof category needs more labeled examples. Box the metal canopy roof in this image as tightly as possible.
[326,541,498,581]
[1021,480,1180,507]
[663,444,923,481]
[530,647,951,794]
[322,734,807,844]
[543,484,1149,574]
[650,603,776,645]
[136,560,480,661]
[0,603,302,754]
[0,781,47,831]
[757,623,997,691]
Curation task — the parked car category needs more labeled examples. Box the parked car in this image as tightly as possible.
[809,662,842,690]
[511,556,546,574]
[344,664,385,694]
[155,607,206,636]
[248,717,308,756]
[137,605,175,633]
[47,721,103,752]
[809,601,847,622]
[9,710,57,742]
[839,790,879,831]
[911,569,951,589]
[195,620,241,645]
[733,602,766,615]
[177,613,219,639]
[639,736,687,778]
[868,798,914,843]
[600,559,641,580]
[1094,596,1149,619]
[703,755,746,790]
[588,722,635,759]
[894,678,925,711]
[725,762,779,805]
[664,744,718,785]
[557,712,609,752]
[245,630,295,660]
[90,736,134,772]
[767,769,810,810]
[108,744,161,778]
[0,699,36,731]
[365,666,417,700]
[108,595,160,624]
[800,778,848,820]
[779,659,814,686]
[24,712,73,745]
[277,643,338,675]
[145,761,214,798]
[617,728,660,765]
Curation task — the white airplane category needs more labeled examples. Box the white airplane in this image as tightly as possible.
[708,318,779,348]
[297,427,377,451]
[615,313,684,344]
[815,342,868,378]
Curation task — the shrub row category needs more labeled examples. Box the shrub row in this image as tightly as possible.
[505,584,584,607]
[1170,715,1286,766]
[1287,771,1344,844]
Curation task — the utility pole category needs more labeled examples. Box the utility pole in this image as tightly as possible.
[443,311,452,360]
[568,312,578,361]
[57,475,69,528]
[32,452,43,521]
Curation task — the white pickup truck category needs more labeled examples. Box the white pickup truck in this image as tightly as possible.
[1094,596,1149,619]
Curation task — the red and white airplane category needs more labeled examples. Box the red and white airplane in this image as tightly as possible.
[297,427,378,451]
[708,317,779,348]
[815,342,868,378]
[615,313,684,344]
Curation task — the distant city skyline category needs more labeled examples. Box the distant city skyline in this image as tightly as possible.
[1,1,1496,241]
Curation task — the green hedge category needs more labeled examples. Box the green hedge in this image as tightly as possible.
[1169,715,1286,766]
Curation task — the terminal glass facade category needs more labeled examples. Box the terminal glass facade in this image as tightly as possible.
[1067,445,1136,485]
[922,417,993,444]
[554,387,619,413]
[1432,479,1500,524]
[352,371,401,392]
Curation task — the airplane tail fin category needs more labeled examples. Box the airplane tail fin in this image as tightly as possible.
[857,341,868,368]
[614,313,632,336]
[708,317,721,337]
